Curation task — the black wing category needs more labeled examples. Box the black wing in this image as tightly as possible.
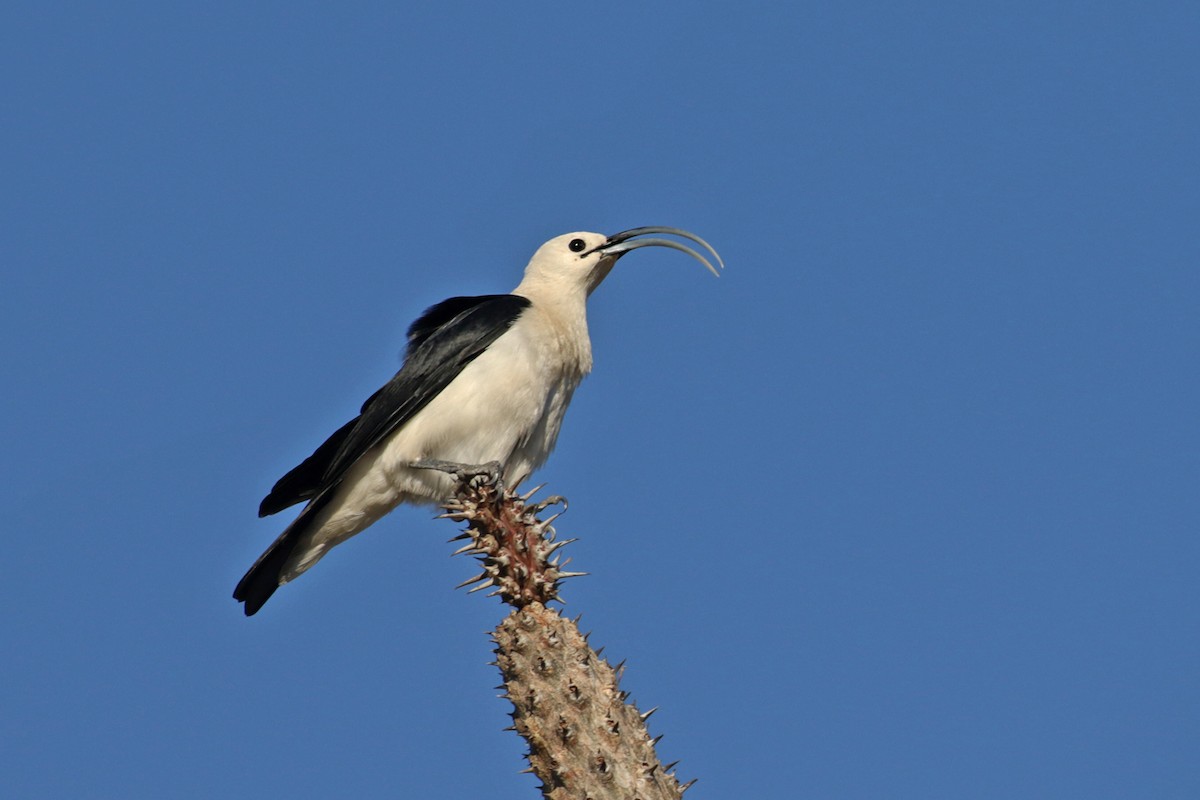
[257,416,357,517]
[405,294,515,353]
[257,294,530,517]
[237,293,531,616]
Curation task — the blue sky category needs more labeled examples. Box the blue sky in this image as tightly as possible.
[2,2,1197,797]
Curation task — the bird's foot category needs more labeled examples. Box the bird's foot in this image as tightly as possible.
[411,459,506,492]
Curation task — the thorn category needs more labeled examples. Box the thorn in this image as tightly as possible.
[665,760,680,771]
[535,510,565,531]
[595,646,605,657]
[451,542,479,556]
[468,580,495,594]
[545,537,577,553]
[641,706,659,722]
[532,495,567,513]
[681,778,698,792]
[454,572,488,589]
[519,483,547,501]
[652,734,664,745]
[447,531,473,542]
[559,571,588,579]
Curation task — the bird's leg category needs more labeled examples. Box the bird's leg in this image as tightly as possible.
[410,459,506,493]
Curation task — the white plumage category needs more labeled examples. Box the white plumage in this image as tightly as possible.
[235,228,721,614]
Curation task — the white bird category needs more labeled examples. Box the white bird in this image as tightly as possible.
[234,227,723,615]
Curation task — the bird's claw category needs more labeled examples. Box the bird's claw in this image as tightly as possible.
[411,459,506,492]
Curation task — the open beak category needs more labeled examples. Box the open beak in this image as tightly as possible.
[586,226,724,277]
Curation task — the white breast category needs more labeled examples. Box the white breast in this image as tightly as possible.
[381,312,586,491]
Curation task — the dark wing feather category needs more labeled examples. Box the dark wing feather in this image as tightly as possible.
[258,416,358,517]
[257,382,394,517]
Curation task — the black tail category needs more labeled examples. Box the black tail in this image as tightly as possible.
[234,496,329,616]
[233,532,295,615]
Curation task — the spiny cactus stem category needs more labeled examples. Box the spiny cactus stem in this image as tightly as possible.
[494,604,688,799]
[434,469,691,799]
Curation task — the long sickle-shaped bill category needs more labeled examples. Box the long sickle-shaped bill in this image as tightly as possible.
[595,226,724,277]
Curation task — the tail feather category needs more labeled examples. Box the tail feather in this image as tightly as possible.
[234,495,330,616]
[233,536,294,616]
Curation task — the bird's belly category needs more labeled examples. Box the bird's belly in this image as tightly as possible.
[375,329,583,501]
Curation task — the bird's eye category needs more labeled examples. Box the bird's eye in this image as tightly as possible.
[568,238,586,253]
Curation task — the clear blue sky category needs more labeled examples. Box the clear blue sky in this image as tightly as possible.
[2,2,1197,797]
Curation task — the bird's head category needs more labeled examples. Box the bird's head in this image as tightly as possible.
[518,227,723,298]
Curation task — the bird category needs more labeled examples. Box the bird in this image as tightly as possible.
[234,227,723,616]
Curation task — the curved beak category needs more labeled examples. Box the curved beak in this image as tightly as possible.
[586,226,724,277]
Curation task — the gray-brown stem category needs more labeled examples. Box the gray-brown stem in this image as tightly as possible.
[438,475,692,798]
